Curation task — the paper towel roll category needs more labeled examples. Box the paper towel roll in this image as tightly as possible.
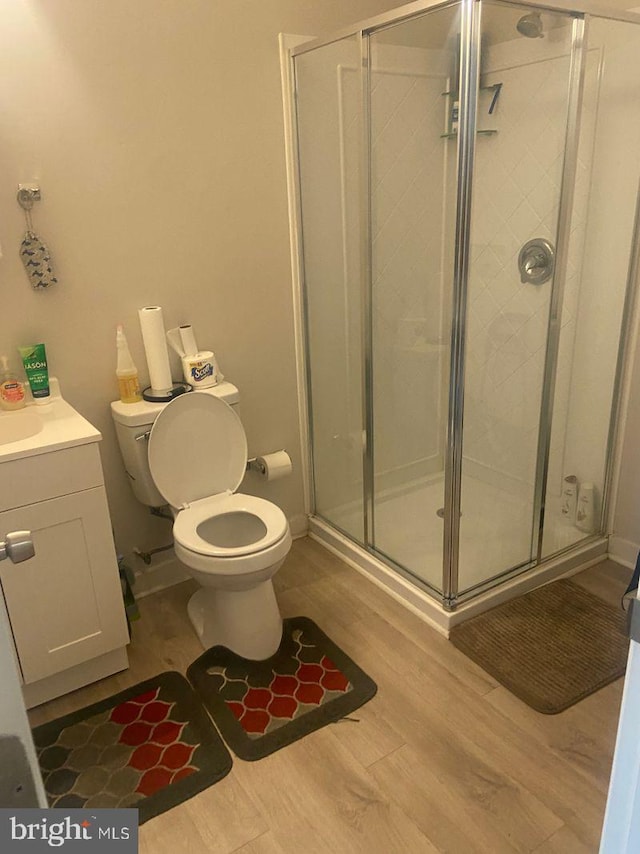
[139,306,173,395]
[179,325,198,357]
[254,450,293,481]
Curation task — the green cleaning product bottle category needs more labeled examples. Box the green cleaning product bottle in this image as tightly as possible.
[116,325,141,404]
[18,343,50,404]
[0,355,26,410]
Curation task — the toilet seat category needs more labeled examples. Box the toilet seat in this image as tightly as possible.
[148,392,289,562]
[173,492,288,558]
[148,392,247,509]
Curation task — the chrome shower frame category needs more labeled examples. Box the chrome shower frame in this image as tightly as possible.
[288,0,640,612]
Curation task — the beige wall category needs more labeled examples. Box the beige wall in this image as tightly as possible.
[0,0,398,564]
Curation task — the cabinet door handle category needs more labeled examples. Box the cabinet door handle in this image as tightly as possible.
[0,531,35,564]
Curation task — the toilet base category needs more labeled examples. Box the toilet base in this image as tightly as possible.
[187,580,283,660]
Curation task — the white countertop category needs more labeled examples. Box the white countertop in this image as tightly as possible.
[0,378,101,463]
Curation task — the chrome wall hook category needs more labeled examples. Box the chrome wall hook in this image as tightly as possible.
[16,185,41,212]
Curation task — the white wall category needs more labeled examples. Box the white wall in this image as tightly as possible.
[0,0,399,570]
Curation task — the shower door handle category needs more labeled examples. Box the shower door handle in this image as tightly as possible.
[518,238,555,285]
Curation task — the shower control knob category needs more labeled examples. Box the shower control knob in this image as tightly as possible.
[524,253,546,276]
[518,238,555,285]
[0,531,35,564]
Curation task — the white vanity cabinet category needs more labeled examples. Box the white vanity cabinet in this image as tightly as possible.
[0,385,129,708]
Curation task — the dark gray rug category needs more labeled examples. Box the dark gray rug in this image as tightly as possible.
[187,617,377,760]
[33,672,232,823]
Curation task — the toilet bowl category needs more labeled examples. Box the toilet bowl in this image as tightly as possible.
[142,391,291,659]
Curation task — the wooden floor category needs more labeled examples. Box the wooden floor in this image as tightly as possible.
[30,539,632,853]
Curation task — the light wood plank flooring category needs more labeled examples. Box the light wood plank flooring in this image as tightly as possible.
[29,540,631,853]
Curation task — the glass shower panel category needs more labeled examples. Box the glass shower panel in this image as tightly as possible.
[368,7,460,593]
[458,4,575,595]
[294,37,365,542]
[541,15,640,558]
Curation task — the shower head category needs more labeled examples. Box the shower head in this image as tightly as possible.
[516,11,544,38]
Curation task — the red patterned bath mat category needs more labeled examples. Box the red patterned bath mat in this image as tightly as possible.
[187,617,377,760]
[32,672,232,823]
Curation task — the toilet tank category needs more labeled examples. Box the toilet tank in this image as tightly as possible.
[111,382,240,508]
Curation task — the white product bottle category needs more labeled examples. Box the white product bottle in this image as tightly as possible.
[116,325,141,404]
[561,475,578,524]
[0,355,26,410]
[576,482,595,533]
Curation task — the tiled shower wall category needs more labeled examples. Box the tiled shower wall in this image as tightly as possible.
[546,20,640,555]
[463,33,578,496]
[366,28,610,569]
[367,31,595,511]
[333,32,594,512]
[463,27,628,561]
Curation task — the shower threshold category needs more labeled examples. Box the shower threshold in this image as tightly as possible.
[308,516,608,635]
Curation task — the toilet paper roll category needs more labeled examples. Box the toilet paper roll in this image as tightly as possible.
[139,306,173,395]
[254,450,293,481]
[181,351,218,388]
[179,325,199,357]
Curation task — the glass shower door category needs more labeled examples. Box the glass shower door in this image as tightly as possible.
[294,36,365,543]
[457,3,578,596]
[368,6,461,594]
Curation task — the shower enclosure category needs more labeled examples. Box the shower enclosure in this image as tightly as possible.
[288,0,640,619]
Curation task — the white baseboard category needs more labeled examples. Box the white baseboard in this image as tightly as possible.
[608,536,639,569]
[289,513,309,538]
[133,513,309,599]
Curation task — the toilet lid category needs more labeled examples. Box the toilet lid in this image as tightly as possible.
[148,392,247,508]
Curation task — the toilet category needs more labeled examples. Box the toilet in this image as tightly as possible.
[111,383,292,660]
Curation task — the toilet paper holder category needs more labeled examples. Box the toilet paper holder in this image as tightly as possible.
[246,450,291,477]
[247,455,277,475]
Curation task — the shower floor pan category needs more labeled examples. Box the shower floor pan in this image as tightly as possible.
[310,475,607,634]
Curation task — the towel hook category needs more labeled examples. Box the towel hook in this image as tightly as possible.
[17,185,41,233]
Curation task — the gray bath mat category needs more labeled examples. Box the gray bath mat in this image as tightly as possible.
[450,579,629,714]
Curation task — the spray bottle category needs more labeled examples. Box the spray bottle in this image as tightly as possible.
[116,325,141,404]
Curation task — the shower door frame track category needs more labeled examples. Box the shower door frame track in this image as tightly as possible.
[289,0,640,612]
[442,0,480,610]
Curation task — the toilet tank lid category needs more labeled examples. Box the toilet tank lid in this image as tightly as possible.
[110,381,239,427]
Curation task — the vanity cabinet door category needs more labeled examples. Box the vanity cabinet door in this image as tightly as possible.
[0,487,129,684]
